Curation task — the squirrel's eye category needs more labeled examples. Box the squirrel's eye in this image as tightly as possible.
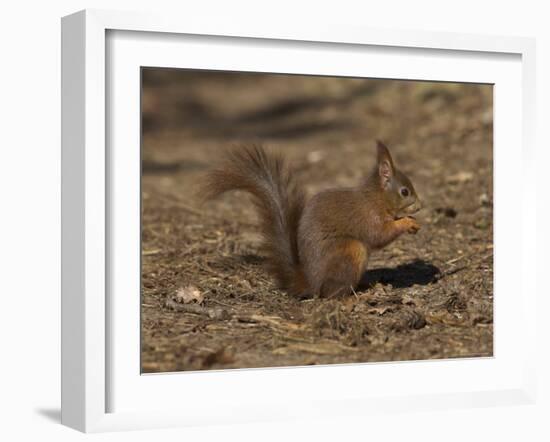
[400,187,410,197]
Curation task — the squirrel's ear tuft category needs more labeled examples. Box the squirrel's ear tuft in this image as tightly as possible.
[376,140,394,184]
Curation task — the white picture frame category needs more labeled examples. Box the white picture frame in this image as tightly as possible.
[61,9,537,433]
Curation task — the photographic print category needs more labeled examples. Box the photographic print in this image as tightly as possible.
[140,69,493,373]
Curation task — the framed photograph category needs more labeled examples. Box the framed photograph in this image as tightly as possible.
[61,9,537,432]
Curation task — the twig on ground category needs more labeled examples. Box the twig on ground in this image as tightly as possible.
[438,252,493,280]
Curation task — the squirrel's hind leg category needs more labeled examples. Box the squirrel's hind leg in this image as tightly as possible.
[315,239,368,298]
[288,267,313,299]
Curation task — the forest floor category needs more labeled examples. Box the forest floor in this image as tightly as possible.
[140,69,493,373]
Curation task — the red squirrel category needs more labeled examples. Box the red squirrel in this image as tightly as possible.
[200,141,422,298]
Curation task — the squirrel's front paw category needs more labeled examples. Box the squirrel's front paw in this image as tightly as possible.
[403,217,420,234]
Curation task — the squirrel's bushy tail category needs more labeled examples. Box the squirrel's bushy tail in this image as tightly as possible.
[199,145,305,291]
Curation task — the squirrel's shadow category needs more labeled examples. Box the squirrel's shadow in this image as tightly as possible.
[237,255,440,290]
[358,259,440,289]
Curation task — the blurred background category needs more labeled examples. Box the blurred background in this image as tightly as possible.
[141,68,493,373]
[142,69,492,194]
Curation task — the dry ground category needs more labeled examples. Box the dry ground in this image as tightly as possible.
[140,69,493,373]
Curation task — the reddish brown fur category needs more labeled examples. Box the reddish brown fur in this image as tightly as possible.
[199,142,420,298]
[198,145,305,289]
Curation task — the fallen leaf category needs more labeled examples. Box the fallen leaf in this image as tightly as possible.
[174,285,204,304]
